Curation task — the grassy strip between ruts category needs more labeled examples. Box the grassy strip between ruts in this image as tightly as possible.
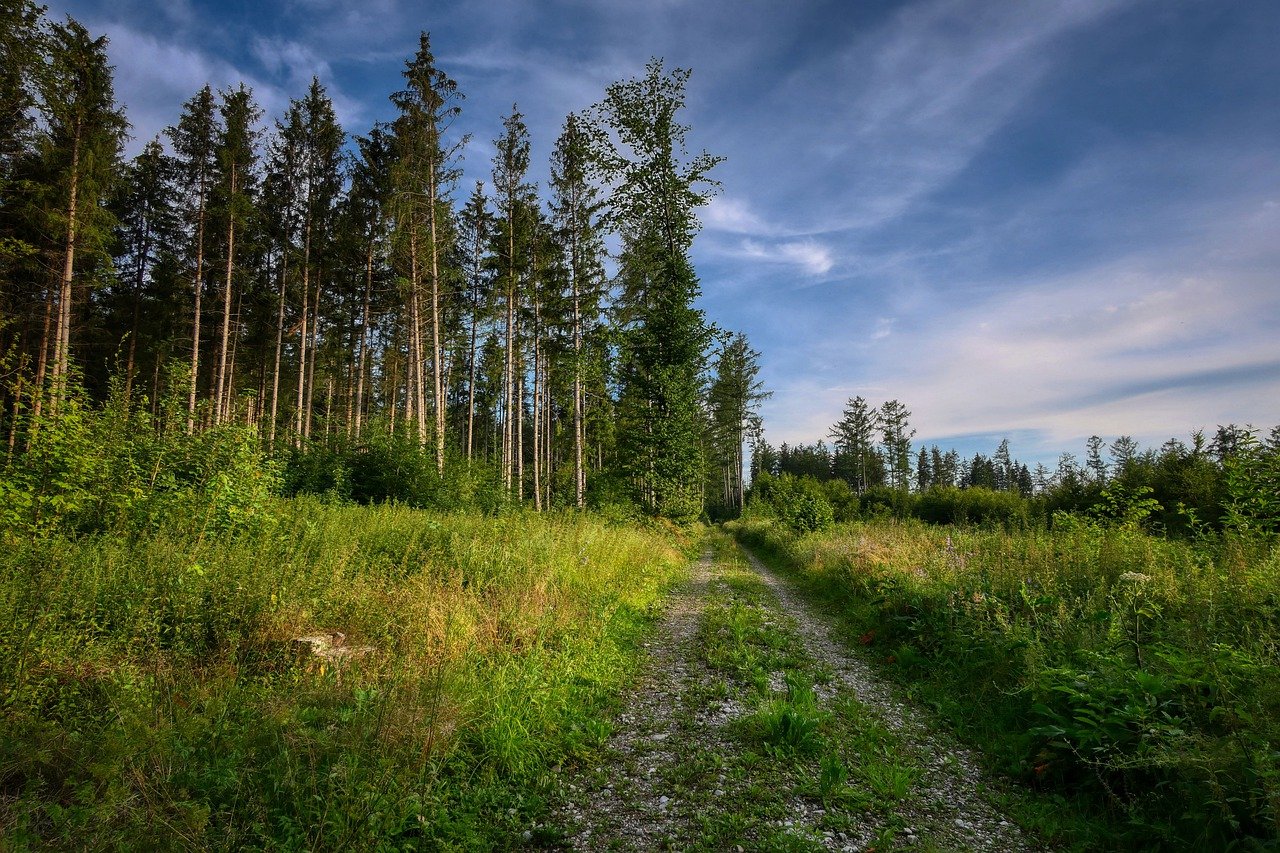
[728,516,1280,850]
[0,498,691,850]
[680,534,920,850]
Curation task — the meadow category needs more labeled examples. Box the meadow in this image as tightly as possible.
[0,499,687,849]
[730,515,1280,848]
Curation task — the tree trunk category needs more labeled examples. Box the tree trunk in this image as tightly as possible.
[293,248,309,447]
[51,121,82,413]
[304,268,320,439]
[187,186,206,433]
[215,162,237,425]
[269,247,288,445]
[354,239,374,439]
[428,161,445,474]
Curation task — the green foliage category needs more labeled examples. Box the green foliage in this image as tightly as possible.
[280,430,512,513]
[0,501,686,848]
[1,383,278,540]
[729,518,1280,847]
[747,472,834,533]
[1088,481,1163,531]
[750,673,828,757]
[1223,432,1280,535]
[916,485,1032,528]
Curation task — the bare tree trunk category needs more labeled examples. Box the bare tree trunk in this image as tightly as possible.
[224,290,242,419]
[354,241,374,439]
[428,162,445,474]
[409,229,426,445]
[531,273,542,511]
[51,122,81,414]
[214,163,238,425]
[293,249,309,447]
[304,270,320,439]
[502,203,516,494]
[570,229,585,508]
[269,248,288,445]
[516,343,524,502]
[187,190,206,433]
[31,284,53,428]
[465,230,481,461]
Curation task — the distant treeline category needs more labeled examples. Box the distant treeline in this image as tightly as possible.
[750,396,1280,535]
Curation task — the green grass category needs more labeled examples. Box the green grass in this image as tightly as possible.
[729,516,1280,849]
[681,534,928,850]
[0,498,689,849]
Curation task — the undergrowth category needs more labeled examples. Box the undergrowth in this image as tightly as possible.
[0,501,688,849]
[729,516,1280,849]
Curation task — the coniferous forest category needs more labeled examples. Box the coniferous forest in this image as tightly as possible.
[0,7,763,523]
[3,4,1279,850]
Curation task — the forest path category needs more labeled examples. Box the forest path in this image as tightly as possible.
[545,535,1043,851]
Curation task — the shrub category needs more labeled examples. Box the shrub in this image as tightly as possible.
[747,472,834,533]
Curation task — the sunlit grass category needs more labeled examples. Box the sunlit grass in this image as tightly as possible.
[0,498,688,848]
[730,516,1280,848]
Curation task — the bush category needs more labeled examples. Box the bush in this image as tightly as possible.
[746,472,834,533]
[915,486,1032,528]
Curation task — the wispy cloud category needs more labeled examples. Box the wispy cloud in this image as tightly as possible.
[735,239,835,276]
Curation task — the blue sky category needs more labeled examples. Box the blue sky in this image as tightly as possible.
[60,0,1280,466]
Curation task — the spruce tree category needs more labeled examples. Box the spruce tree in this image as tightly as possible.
[34,16,128,407]
[167,85,218,430]
[593,59,722,519]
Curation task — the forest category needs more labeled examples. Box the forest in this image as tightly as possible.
[3,3,1280,850]
[0,4,764,524]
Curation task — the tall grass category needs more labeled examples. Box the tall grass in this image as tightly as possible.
[731,517,1280,848]
[0,500,687,849]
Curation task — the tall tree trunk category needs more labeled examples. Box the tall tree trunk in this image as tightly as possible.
[293,253,309,446]
[304,269,320,439]
[224,290,242,420]
[354,240,373,439]
[428,162,445,474]
[31,284,53,428]
[570,226,585,508]
[51,121,82,413]
[269,248,288,446]
[215,163,237,425]
[187,189,206,433]
[465,311,478,461]
[409,229,426,445]
[531,277,542,511]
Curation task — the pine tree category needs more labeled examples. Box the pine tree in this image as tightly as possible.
[167,85,218,431]
[549,111,606,507]
[878,399,914,491]
[109,137,179,399]
[390,32,462,472]
[34,16,128,408]
[344,125,394,441]
[829,396,880,493]
[707,332,769,514]
[456,180,492,461]
[210,84,261,424]
[593,59,722,519]
[491,106,531,495]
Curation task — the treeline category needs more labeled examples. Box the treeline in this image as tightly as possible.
[0,5,766,520]
[751,395,1280,535]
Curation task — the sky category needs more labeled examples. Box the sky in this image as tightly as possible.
[55,0,1280,467]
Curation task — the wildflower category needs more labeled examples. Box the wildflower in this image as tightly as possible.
[1118,571,1151,583]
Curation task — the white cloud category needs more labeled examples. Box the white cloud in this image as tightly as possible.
[737,238,835,276]
[760,242,1280,456]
